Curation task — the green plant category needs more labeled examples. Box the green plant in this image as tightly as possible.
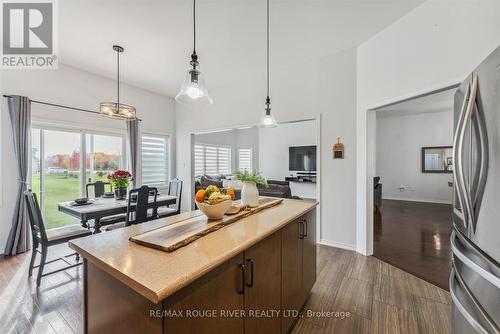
[234,170,268,187]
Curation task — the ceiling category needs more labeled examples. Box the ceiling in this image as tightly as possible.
[376,88,456,118]
[59,0,424,98]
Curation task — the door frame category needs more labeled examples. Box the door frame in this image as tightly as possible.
[356,82,460,255]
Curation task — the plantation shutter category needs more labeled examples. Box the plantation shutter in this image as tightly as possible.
[141,134,169,187]
[194,143,231,176]
[238,148,253,172]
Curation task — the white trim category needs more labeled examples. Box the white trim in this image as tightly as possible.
[382,197,452,205]
[357,80,461,256]
[32,117,125,136]
[319,239,356,251]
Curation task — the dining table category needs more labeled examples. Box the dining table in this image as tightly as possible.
[58,194,177,232]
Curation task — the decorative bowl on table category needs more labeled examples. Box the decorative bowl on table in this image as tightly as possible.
[194,185,235,220]
[103,192,114,198]
[195,200,233,220]
[74,197,89,205]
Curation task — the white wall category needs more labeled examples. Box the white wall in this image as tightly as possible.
[259,120,316,180]
[0,64,175,253]
[357,0,500,254]
[376,110,453,204]
[176,48,358,250]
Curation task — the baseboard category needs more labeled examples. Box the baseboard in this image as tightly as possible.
[319,239,356,251]
[382,197,452,205]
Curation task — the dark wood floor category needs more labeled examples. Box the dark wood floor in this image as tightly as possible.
[374,199,452,290]
[0,243,451,334]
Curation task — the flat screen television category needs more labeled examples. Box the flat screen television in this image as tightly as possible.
[289,146,317,172]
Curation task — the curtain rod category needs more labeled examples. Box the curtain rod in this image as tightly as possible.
[2,95,142,122]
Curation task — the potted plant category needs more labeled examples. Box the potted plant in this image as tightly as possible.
[108,169,132,200]
[234,171,268,207]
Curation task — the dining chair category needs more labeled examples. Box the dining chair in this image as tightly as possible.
[126,186,158,225]
[24,190,92,287]
[157,179,182,218]
[85,180,112,198]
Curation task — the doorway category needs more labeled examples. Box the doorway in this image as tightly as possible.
[373,88,455,290]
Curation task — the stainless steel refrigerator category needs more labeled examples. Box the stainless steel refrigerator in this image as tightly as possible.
[452,46,500,334]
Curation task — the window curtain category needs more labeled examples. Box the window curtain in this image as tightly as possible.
[4,96,31,255]
[126,119,139,187]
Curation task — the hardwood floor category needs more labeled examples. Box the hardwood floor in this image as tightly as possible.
[373,199,452,290]
[292,246,451,334]
[0,244,451,334]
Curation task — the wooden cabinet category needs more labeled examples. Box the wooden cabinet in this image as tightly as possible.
[281,219,303,334]
[164,254,245,334]
[244,232,282,334]
[161,210,316,334]
[302,211,317,301]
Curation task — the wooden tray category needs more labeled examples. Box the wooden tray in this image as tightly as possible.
[129,197,283,252]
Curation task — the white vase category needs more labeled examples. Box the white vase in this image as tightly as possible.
[241,181,259,207]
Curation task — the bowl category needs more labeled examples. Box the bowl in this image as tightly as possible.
[74,197,89,204]
[195,200,233,220]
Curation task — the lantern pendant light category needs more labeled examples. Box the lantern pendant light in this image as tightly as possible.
[259,0,277,128]
[175,0,213,104]
[99,45,137,120]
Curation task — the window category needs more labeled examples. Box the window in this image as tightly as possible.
[141,134,170,187]
[31,127,125,229]
[238,148,253,173]
[194,143,231,176]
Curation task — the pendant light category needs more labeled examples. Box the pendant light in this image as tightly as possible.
[259,0,277,128]
[99,45,137,119]
[175,0,213,104]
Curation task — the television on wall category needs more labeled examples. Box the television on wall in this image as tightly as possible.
[289,146,317,172]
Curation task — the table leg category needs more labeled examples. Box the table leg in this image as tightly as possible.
[94,218,102,234]
[81,220,89,229]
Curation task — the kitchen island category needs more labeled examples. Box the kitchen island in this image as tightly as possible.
[69,197,318,334]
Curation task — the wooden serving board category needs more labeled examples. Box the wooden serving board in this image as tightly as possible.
[129,197,283,252]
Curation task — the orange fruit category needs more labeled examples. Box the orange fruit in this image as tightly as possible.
[195,189,206,203]
[226,187,235,200]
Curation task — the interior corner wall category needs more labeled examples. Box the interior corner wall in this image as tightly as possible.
[176,48,358,251]
[356,0,500,255]
[376,110,454,204]
[0,64,175,254]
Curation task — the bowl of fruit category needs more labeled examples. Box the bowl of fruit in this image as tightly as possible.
[195,185,235,220]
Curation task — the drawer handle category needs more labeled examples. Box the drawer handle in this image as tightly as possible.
[246,258,254,287]
[304,219,308,238]
[237,264,245,294]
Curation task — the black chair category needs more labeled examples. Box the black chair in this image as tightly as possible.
[24,190,92,287]
[157,179,182,218]
[85,180,112,198]
[126,186,158,225]
[86,180,125,231]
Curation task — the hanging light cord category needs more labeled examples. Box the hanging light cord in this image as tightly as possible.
[117,48,120,107]
[193,0,196,53]
[266,0,270,98]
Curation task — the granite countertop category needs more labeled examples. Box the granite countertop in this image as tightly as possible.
[69,197,318,304]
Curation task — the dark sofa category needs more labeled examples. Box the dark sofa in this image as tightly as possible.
[374,176,382,212]
[195,175,292,200]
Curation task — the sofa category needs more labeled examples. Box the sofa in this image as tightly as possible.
[195,175,292,200]
[374,176,382,212]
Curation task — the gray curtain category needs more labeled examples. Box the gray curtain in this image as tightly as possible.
[4,96,31,255]
[126,119,139,187]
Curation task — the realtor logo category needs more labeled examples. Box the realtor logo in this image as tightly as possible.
[1,0,58,68]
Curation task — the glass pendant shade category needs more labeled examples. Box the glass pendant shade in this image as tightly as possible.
[260,113,277,128]
[175,68,213,104]
[99,102,136,119]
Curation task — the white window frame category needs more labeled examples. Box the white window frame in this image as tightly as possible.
[194,142,232,176]
[30,122,126,213]
[140,132,171,190]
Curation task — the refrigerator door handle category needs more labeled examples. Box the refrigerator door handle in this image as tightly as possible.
[450,262,500,334]
[454,82,472,231]
[451,231,500,289]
